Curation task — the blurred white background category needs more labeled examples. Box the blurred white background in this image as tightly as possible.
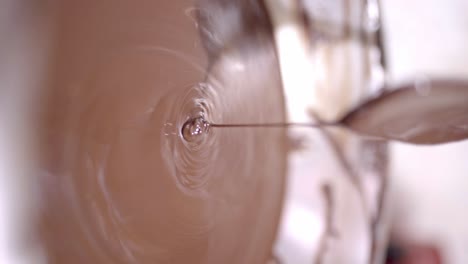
[385,0,468,263]
[276,0,468,263]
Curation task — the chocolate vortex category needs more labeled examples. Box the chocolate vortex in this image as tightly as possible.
[161,83,220,196]
[39,1,287,263]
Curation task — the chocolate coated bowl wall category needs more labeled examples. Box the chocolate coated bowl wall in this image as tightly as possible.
[40,1,287,263]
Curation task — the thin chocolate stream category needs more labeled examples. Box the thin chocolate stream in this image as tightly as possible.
[181,117,340,141]
[209,122,339,128]
[181,117,341,142]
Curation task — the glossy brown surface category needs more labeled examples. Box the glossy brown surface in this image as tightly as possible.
[40,1,287,263]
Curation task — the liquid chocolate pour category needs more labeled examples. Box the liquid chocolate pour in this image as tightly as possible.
[181,116,337,142]
[210,122,336,128]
